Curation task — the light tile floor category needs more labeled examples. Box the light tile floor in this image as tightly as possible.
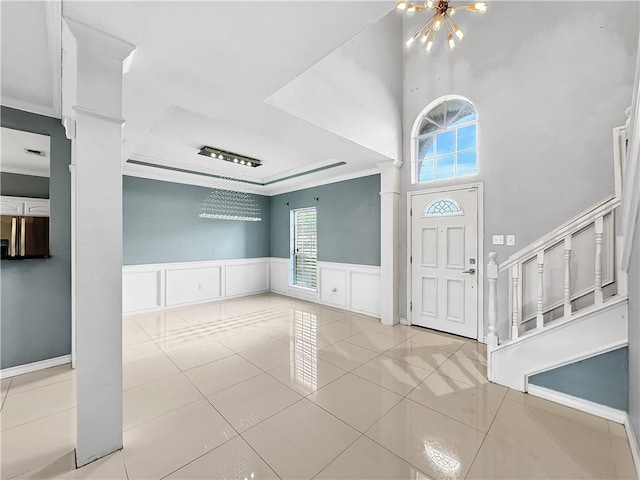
[0,293,637,479]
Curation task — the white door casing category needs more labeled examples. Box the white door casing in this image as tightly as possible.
[410,185,480,339]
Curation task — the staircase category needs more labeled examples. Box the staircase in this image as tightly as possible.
[486,118,632,395]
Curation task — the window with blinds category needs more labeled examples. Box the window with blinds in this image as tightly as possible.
[290,207,317,289]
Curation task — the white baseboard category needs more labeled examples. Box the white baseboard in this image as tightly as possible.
[527,384,627,423]
[400,317,409,325]
[1,355,71,380]
[624,414,640,479]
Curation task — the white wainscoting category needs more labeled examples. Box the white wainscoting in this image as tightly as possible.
[269,258,381,318]
[123,258,270,314]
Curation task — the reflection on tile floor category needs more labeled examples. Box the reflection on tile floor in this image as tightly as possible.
[0,293,637,479]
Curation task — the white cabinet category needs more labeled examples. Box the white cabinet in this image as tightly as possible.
[0,196,50,217]
[24,199,50,217]
[0,196,24,216]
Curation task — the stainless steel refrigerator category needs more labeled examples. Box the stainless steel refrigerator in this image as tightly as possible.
[0,215,49,259]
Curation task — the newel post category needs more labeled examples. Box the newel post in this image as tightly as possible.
[487,252,499,350]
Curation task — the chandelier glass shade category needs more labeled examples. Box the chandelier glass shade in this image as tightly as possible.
[397,1,487,53]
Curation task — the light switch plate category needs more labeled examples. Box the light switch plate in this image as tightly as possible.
[506,235,516,246]
[492,235,505,245]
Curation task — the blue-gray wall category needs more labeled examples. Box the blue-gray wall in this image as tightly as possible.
[1,172,49,198]
[529,347,629,411]
[628,207,640,443]
[270,175,381,266]
[1,107,71,369]
[123,176,271,265]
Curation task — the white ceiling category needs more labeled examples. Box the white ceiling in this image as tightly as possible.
[0,127,51,178]
[1,1,399,195]
[1,1,60,117]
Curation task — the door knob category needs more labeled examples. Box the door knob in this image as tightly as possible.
[462,268,476,274]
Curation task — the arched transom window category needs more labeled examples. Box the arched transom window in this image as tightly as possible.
[413,97,478,183]
[424,198,463,217]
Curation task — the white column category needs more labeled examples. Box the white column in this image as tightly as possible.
[62,17,135,467]
[378,160,402,326]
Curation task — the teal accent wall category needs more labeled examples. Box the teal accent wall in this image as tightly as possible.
[1,107,72,369]
[123,176,271,265]
[1,172,49,198]
[529,347,629,411]
[270,175,381,266]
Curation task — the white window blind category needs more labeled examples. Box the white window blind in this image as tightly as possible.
[291,207,317,289]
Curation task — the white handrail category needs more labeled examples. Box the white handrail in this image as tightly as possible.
[488,195,622,347]
[499,195,620,272]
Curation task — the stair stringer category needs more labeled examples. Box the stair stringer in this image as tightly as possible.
[489,296,628,391]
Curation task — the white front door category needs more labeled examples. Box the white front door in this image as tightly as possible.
[411,186,479,339]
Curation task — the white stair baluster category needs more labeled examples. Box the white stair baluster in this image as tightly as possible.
[487,252,499,350]
[536,250,544,329]
[594,216,604,304]
[564,235,572,318]
[511,265,519,339]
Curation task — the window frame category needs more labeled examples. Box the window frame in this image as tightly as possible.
[290,207,318,291]
[411,95,478,184]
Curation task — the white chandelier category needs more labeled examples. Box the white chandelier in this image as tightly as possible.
[397,1,487,53]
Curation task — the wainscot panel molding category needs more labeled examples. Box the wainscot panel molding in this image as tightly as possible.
[123,258,270,314]
[269,258,381,318]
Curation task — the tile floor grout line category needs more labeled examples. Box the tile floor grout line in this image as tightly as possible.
[359,342,486,476]
[361,426,434,478]
[4,369,74,398]
[152,347,251,480]
[462,430,489,480]
[1,397,77,433]
[120,450,131,480]
[409,395,490,435]
[309,433,366,480]
[0,404,75,433]
[123,396,205,434]
[237,396,312,480]
[151,345,252,439]
[168,342,318,474]
[402,366,441,400]
[483,391,614,479]
[158,434,242,480]
[262,360,349,399]
[484,387,509,435]
[174,348,236,373]
[347,362,430,397]
[22,294,634,479]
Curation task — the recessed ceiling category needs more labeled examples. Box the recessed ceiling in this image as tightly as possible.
[1,1,401,195]
[0,1,60,118]
[0,127,51,178]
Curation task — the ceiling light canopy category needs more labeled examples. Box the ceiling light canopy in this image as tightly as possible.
[397,1,487,53]
[198,146,262,168]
